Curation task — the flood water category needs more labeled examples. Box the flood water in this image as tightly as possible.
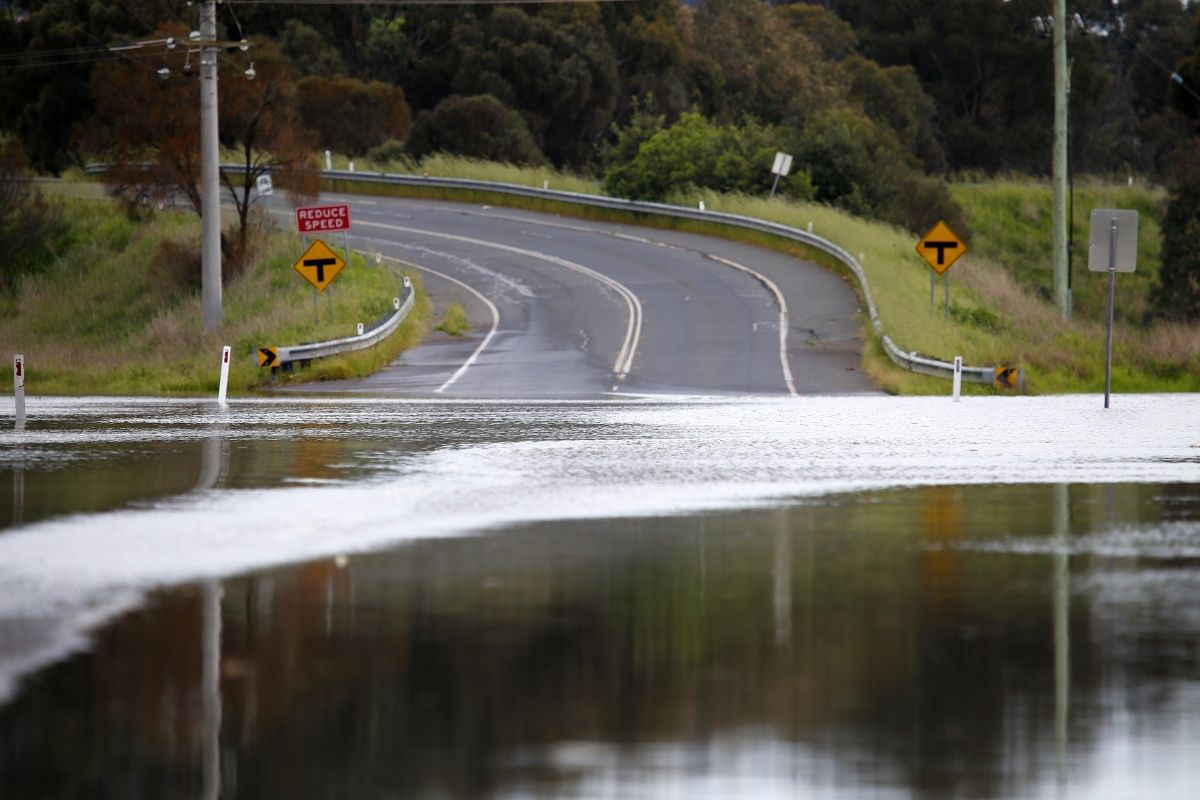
[1,395,1199,799]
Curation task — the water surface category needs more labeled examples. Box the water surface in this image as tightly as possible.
[1,395,1198,798]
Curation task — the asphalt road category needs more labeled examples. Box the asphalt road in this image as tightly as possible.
[278,194,878,398]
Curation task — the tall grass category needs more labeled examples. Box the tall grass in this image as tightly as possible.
[0,199,427,395]
[335,152,603,196]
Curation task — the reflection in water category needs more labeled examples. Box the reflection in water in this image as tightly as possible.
[10,461,20,528]
[201,582,222,800]
[1054,484,1070,791]
[2,483,1199,799]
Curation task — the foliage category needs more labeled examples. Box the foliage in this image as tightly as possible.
[435,302,471,336]
[405,95,546,165]
[0,135,60,293]
[1152,142,1200,320]
[297,76,411,157]
[277,19,346,77]
[693,0,844,129]
[84,30,318,260]
[602,111,813,201]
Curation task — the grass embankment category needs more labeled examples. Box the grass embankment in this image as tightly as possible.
[333,155,1198,394]
[0,199,428,395]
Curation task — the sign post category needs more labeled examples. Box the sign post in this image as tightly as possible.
[13,354,25,431]
[256,173,273,230]
[1088,209,1138,409]
[916,221,968,319]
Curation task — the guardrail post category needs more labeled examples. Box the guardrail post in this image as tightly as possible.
[953,357,962,402]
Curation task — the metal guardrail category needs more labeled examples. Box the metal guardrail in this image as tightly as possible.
[319,169,1004,385]
[268,278,414,368]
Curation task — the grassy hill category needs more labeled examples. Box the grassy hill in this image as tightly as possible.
[0,197,428,395]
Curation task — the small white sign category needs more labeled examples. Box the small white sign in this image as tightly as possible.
[771,152,793,177]
[256,173,274,197]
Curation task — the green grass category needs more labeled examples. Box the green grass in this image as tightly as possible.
[951,178,1165,324]
[335,153,602,196]
[0,199,428,395]
[435,302,471,336]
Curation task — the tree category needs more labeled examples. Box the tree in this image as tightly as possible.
[219,40,319,258]
[405,94,545,165]
[693,0,844,129]
[297,76,411,156]
[0,134,59,293]
[1151,142,1200,320]
[602,111,813,201]
[88,31,317,263]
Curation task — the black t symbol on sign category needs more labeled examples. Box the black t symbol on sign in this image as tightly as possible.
[923,240,958,265]
[304,257,338,282]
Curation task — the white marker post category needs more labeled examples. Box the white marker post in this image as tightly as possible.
[217,346,231,406]
[13,354,26,430]
[357,323,364,336]
[952,356,963,402]
[325,150,332,170]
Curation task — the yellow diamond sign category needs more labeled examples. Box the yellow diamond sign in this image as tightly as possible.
[916,220,967,275]
[293,239,346,292]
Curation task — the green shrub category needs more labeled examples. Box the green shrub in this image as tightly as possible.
[405,95,546,166]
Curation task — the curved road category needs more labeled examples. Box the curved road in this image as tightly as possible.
[280,194,876,398]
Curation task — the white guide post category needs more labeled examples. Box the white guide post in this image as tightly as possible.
[952,356,963,402]
[13,354,26,430]
[217,346,231,406]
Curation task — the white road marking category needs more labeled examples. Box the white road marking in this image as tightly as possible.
[357,220,643,379]
[348,240,501,394]
[707,255,797,397]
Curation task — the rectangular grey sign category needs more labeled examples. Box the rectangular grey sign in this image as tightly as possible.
[1088,209,1139,273]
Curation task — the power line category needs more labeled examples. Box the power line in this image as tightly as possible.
[225,0,636,5]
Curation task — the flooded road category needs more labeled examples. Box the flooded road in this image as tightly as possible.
[1,395,1199,798]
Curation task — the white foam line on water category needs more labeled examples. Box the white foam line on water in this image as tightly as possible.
[1,393,1200,704]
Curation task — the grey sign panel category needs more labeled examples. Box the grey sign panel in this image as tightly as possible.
[1088,209,1138,273]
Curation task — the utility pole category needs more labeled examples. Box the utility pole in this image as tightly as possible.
[200,0,222,330]
[1052,0,1071,320]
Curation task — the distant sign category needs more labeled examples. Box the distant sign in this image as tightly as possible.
[771,152,793,177]
[994,367,1022,391]
[296,203,351,234]
[1088,209,1138,273]
[293,239,346,292]
[256,174,273,197]
[916,221,967,274]
[257,347,279,368]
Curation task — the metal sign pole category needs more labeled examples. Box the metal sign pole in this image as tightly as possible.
[1104,217,1117,409]
[930,271,935,313]
[944,273,950,320]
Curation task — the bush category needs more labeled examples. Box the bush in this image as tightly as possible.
[297,77,411,157]
[1152,144,1200,321]
[602,111,813,202]
[405,95,546,165]
[0,135,60,293]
